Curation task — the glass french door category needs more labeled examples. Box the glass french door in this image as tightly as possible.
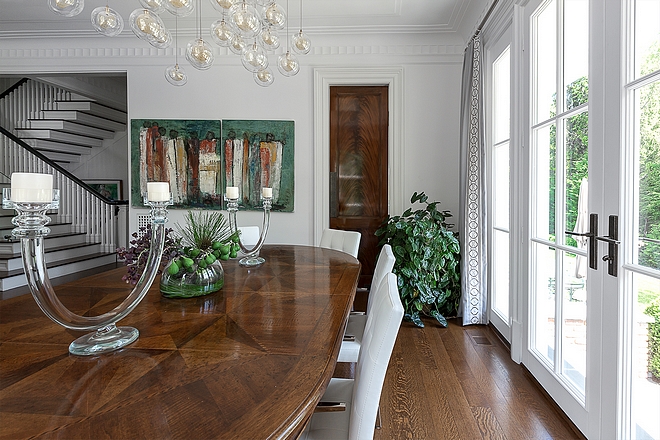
[522,0,660,437]
[618,1,660,438]
[525,0,593,432]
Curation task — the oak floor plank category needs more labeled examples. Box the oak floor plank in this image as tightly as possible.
[369,319,584,440]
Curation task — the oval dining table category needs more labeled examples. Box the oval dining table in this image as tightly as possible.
[0,245,360,439]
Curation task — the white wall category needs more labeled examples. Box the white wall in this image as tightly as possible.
[0,31,464,245]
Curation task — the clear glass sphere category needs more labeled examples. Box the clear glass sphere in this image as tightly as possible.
[186,38,215,70]
[130,9,156,40]
[277,51,299,77]
[164,0,194,17]
[241,43,268,72]
[209,0,235,12]
[210,19,234,47]
[229,34,247,55]
[139,0,165,13]
[91,6,124,37]
[262,2,286,30]
[229,2,261,38]
[291,30,311,55]
[254,68,274,87]
[48,0,84,17]
[165,64,188,86]
[255,0,270,6]
[130,9,172,48]
[259,26,280,51]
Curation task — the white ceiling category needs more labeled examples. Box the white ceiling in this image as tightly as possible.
[0,0,491,42]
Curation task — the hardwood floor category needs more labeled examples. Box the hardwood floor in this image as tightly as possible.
[337,318,585,440]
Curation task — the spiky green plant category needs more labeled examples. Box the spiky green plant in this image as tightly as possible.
[176,210,234,250]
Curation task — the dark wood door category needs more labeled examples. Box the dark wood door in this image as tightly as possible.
[330,86,388,288]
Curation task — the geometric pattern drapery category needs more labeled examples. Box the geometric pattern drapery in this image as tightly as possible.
[459,35,488,325]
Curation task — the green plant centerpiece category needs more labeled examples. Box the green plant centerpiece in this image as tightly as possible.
[160,211,240,299]
[375,192,461,327]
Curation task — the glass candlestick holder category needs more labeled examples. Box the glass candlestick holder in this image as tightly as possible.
[225,194,272,267]
[1,187,172,356]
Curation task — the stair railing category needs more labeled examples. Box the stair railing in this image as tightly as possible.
[0,78,128,253]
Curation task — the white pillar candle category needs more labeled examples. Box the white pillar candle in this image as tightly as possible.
[147,182,170,202]
[226,186,239,199]
[11,172,53,203]
[262,187,273,198]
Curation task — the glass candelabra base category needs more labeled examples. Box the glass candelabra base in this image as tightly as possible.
[239,255,265,267]
[68,324,139,356]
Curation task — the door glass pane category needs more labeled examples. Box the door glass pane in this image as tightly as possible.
[562,250,587,394]
[535,0,557,123]
[635,80,660,271]
[493,229,510,319]
[534,243,556,364]
[631,272,660,440]
[534,124,556,242]
[563,0,589,110]
[564,111,589,249]
[634,0,660,79]
[493,47,511,143]
[494,142,510,228]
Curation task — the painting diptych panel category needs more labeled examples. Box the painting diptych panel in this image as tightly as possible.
[131,119,294,212]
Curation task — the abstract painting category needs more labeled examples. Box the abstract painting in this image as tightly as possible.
[221,120,294,212]
[131,119,222,209]
[131,119,294,211]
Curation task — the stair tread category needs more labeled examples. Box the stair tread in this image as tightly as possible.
[41,110,126,132]
[0,240,104,260]
[0,251,117,278]
[27,120,115,139]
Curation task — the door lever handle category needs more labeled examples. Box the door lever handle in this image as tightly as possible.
[564,214,619,276]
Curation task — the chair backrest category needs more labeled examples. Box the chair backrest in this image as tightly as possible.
[319,228,361,258]
[349,272,403,440]
[366,244,396,315]
[238,226,260,247]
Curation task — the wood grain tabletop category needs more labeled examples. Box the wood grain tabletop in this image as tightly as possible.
[0,245,360,440]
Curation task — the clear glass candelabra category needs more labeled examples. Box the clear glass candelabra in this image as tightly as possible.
[2,188,171,356]
[225,194,271,267]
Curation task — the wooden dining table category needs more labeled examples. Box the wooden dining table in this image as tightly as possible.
[0,245,360,439]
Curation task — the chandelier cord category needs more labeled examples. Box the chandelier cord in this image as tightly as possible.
[175,15,178,65]
[299,0,303,32]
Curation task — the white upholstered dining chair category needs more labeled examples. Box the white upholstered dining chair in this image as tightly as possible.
[300,272,404,440]
[338,244,396,363]
[319,229,361,259]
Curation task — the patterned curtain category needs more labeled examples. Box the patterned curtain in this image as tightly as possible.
[459,35,488,325]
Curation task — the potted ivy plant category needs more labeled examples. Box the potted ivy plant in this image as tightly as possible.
[375,192,461,327]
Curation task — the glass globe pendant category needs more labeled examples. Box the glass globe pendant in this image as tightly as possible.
[262,1,286,29]
[139,0,165,13]
[259,26,280,51]
[210,18,234,47]
[277,50,299,77]
[291,30,311,55]
[91,6,124,37]
[254,68,274,87]
[164,0,194,17]
[130,8,172,49]
[209,0,235,12]
[242,43,268,73]
[229,2,261,38]
[186,38,214,70]
[165,64,188,86]
[48,0,84,17]
[229,34,247,55]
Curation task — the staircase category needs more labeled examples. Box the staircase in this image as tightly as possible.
[0,78,129,297]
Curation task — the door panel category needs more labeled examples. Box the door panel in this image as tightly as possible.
[329,86,388,287]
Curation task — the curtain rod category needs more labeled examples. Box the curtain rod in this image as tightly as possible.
[474,0,499,36]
